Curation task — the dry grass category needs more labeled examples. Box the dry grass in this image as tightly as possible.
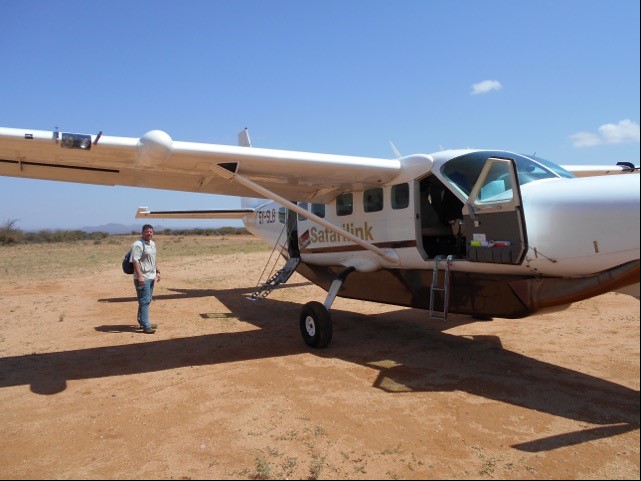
[0,234,270,280]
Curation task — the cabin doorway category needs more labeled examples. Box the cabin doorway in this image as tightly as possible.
[286,208,300,258]
[416,174,466,259]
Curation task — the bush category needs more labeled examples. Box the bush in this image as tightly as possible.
[0,219,24,245]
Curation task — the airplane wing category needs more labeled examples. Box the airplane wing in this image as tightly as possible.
[562,162,640,177]
[0,127,401,203]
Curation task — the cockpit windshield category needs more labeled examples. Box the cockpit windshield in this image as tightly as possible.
[440,151,574,197]
[529,155,575,179]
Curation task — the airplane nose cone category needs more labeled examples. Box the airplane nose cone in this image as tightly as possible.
[522,174,640,275]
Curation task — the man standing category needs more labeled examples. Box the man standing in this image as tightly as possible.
[132,224,161,334]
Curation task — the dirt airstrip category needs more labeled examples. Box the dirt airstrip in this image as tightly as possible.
[0,235,639,479]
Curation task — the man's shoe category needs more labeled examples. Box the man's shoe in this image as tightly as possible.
[142,327,156,334]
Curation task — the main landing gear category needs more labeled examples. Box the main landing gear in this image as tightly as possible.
[299,267,355,348]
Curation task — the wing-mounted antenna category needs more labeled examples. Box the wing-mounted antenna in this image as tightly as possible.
[389,141,401,159]
[238,128,252,147]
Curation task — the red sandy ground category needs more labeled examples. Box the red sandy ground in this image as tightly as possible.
[0,239,639,479]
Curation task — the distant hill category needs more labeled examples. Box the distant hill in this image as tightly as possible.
[81,223,167,235]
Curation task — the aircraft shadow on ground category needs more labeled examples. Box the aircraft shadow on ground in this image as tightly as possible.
[0,284,638,452]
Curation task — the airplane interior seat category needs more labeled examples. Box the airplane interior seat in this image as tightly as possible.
[450,218,465,238]
[421,225,453,236]
[440,189,464,225]
[420,195,452,236]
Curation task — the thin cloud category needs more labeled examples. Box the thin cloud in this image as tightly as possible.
[571,119,640,148]
[570,132,602,148]
[471,80,503,95]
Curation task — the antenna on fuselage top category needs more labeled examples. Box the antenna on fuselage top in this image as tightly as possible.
[238,128,252,147]
[389,141,402,159]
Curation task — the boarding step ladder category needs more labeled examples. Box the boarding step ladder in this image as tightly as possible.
[429,255,453,321]
[249,256,300,300]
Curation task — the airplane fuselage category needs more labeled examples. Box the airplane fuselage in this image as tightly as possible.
[243,150,640,318]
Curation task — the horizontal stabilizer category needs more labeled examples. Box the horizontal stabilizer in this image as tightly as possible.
[562,163,640,177]
[135,206,254,220]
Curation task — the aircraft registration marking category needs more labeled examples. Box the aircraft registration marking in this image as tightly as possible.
[257,209,277,224]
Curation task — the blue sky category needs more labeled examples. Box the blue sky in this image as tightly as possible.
[1,0,639,230]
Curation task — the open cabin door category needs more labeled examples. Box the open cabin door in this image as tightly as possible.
[462,157,527,264]
[284,207,300,258]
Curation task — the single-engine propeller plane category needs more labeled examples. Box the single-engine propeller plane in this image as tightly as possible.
[1,126,639,348]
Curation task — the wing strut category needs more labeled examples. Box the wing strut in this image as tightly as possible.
[208,163,400,265]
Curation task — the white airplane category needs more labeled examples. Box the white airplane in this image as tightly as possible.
[1,126,639,348]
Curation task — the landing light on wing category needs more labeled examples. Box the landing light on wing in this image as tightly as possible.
[60,133,93,150]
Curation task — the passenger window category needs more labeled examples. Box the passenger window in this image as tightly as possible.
[278,207,286,224]
[298,202,308,221]
[336,193,353,216]
[364,188,383,213]
[392,183,409,209]
[311,203,325,218]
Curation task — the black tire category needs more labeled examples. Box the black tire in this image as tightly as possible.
[299,301,333,348]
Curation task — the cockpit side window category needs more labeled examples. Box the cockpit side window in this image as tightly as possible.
[476,161,514,203]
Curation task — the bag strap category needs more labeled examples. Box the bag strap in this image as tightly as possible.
[130,240,145,260]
